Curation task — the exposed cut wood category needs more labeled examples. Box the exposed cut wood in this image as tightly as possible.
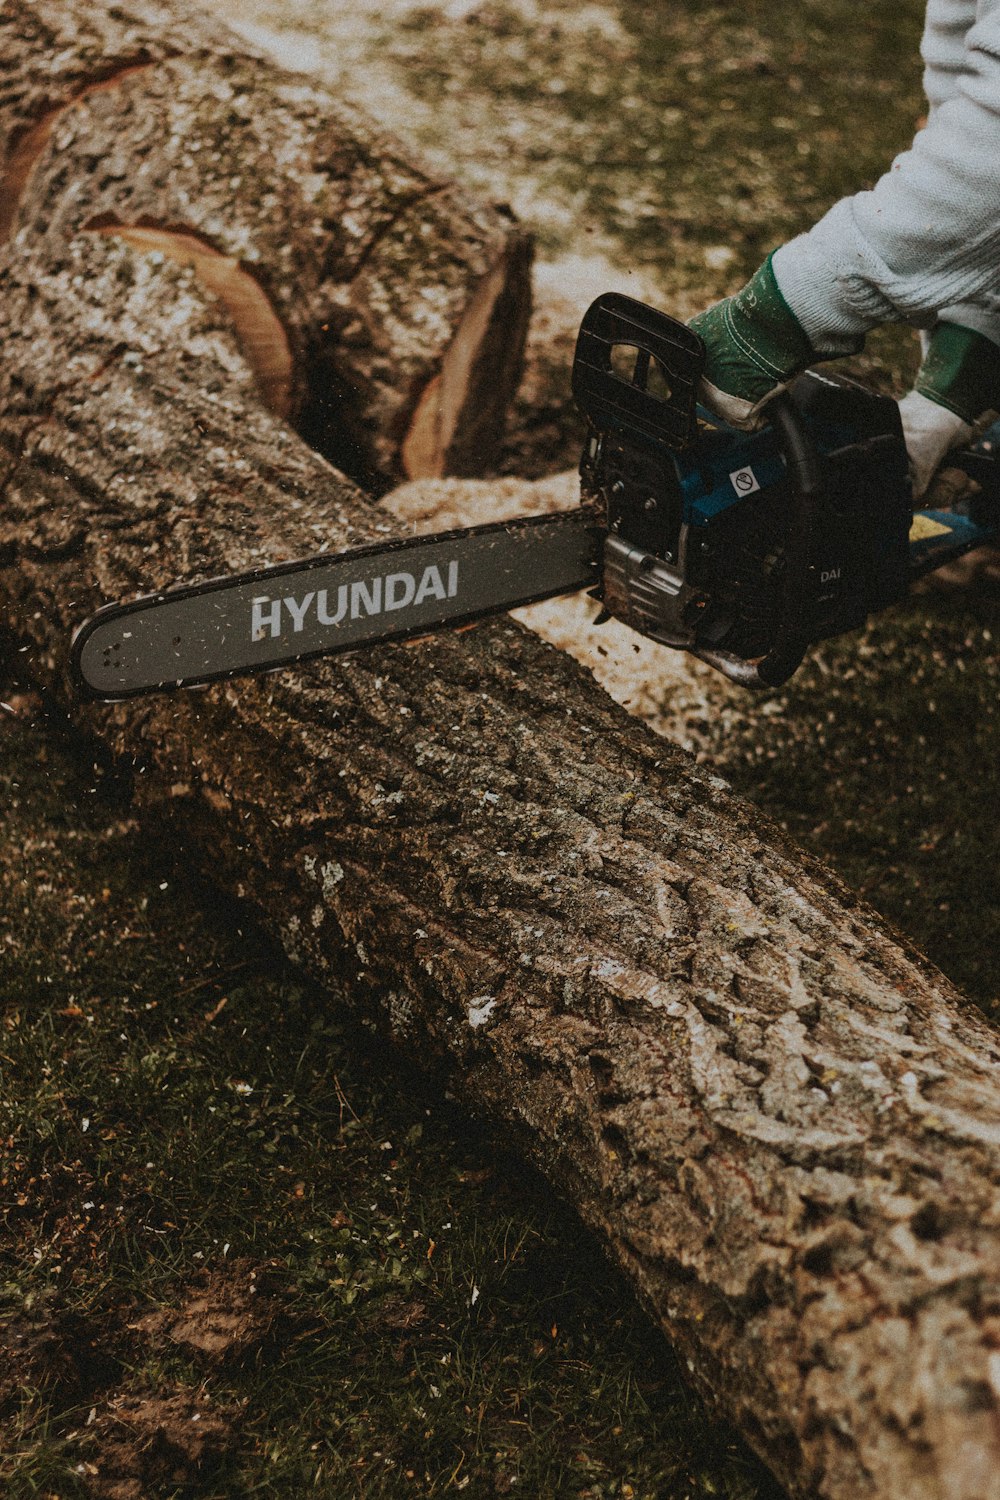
[403,244,533,480]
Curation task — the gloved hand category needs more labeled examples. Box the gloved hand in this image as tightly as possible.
[898,321,1000,499]
[689,253,858,430]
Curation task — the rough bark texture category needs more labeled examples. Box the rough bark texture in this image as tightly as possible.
[0,0,532,486]
[2,9,1000,1500]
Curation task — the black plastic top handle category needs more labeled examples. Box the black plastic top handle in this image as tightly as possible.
[571,292,705,451]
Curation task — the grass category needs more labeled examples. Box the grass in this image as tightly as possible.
[310,0,921,317]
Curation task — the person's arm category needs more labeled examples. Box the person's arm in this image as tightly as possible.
[920,1,1000,357]
[771,8,1000,343]
[922,0,979,115]
[691,2,1000,487]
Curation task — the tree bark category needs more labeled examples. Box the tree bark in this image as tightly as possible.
[2,7,1000,1500]
[0,0,532,486]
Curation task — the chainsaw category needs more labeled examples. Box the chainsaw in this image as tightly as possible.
[72,293,1000,700]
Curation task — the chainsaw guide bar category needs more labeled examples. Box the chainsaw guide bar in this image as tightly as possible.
[72,511,602,700]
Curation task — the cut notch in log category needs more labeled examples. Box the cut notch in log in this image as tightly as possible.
[401,229,533,480]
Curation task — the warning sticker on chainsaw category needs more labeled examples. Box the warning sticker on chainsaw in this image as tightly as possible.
[729,466,761,497]
[908,513,952,542]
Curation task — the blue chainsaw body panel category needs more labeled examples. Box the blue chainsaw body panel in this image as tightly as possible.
[675,404,997,572]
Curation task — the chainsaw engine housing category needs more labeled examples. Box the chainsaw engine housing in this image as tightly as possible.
[573,294,913,668]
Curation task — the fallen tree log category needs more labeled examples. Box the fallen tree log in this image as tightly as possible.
[2,7,1000,1500]
[0,0,531,485]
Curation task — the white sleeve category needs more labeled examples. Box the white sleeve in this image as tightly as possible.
[922,0,979,113]
[772,4,1000,351]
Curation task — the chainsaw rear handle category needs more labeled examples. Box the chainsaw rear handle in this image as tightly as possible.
[691,392,820,689]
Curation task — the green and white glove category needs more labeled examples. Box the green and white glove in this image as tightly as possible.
[898,321,1000,499]
[689,253,857,430]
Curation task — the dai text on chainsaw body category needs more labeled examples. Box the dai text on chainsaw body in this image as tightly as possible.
[71,293,1000,700]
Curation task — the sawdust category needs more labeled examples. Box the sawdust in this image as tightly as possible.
[383,467,720,749]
